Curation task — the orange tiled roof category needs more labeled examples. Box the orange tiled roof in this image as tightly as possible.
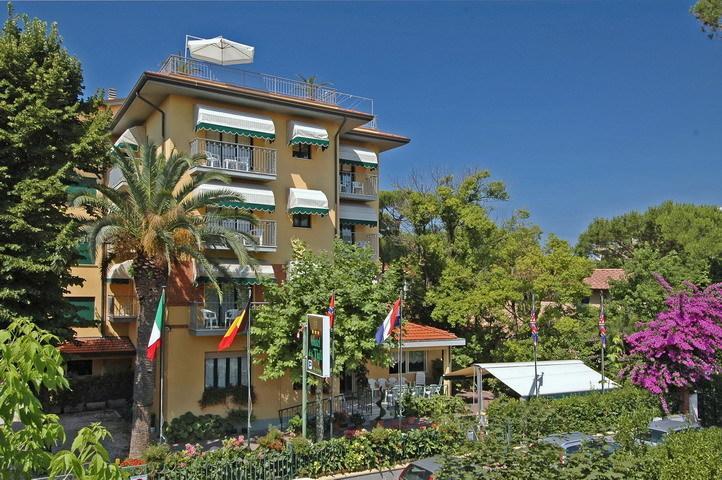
[59,337,135,355]
[583,268,626,290]
[393,322,459,342]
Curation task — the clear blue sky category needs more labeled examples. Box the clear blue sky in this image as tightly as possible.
[9,1,722,242]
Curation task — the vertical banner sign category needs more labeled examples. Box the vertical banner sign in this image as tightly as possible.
[307,314,331,378]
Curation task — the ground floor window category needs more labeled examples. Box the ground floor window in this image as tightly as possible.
[341,223,355,243]
[204,353,248,389]
[389,351,426,374]
[66,359,93,377]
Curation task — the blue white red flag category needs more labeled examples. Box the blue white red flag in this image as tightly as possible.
[375,298,402,345]
[327,293,336,329]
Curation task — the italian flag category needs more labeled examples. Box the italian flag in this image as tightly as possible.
[146,289,166,361]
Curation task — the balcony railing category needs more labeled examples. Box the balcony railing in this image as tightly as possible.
[348,233,379,259]
[190,138,277,178]
[107,295,139,322]
[208,219,277,250]
[189,301,266,335]
[340,172,378,198]
[159,55,376,121]
[106,166,126,189]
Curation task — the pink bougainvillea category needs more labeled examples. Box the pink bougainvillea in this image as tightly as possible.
[623,276,722,411]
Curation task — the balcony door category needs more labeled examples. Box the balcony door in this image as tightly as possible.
[204,284,250,327]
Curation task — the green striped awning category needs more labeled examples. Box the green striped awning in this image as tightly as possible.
[196,264,275,284]
[340,146,378,169]
[114,126,146,150]
[288,188,329,216]
[288,121,329,148]
[196,184,275,212]
[195,105,276,141]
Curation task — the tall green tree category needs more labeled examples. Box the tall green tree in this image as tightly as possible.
[76,144,254,457]
[692,0,722,38]
[0,6,112,339]
[0,318,123,479]
[252,239,400,381]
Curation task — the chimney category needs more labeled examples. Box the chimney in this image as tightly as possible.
[107,88,118,101]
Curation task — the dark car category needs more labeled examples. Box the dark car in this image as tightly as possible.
[641,417,700,445]
[399,457,442,480]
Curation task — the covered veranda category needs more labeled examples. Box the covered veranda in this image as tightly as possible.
[446,360,618,418]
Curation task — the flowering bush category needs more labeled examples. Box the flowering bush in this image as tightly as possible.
[623,277,722,411]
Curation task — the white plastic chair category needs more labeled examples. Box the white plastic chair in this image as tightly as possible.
[237,148,251,171]
[205,152,222,168]
[377,377,387,392]
[225,308,240,327]
[367,378,377,402]
[202,309,218,329]
[415,371,426,387]
[352,181,364,194]
[387,377,398,388]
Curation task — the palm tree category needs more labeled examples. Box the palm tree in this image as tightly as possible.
[74,144,255,457]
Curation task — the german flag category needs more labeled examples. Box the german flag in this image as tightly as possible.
[218,297,251,351]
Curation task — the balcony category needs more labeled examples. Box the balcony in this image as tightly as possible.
[189,301,265,336]
[346,233,379,260]
[107,295,139,322]
[160,55,376,127]
[340,172,378,200]
[190,138,277,181]
[208,219,277,252]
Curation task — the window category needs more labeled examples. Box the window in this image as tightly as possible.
[341,224,355,243]
[292,143,312,159]
[407,351,426,373]
[67,297,95,324]
[66,360,93,377]
[75,240,94,265]
[389,351,426,373]
[293,214,311,228]
[204,354,248,389]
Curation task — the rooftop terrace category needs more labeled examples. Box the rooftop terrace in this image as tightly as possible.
[158,55,377,128]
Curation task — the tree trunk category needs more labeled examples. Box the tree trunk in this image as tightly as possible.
[128,255,168,458]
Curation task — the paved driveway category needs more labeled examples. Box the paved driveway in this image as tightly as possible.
[57,409,130,460]
[332,468,403,480]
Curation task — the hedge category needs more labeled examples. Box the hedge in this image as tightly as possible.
[486,385,661,442]
[41,371,133,411]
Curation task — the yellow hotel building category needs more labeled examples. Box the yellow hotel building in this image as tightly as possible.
[62,54,463,432]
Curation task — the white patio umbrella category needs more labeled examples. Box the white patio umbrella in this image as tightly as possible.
[186,36,254,65]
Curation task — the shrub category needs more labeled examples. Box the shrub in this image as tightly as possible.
[164,412,236,444]
[257,427,285,452]
[486,385,660,442]
[198,385,255,408]
[41,371,133,410]
[401,394,467,420]
[287,415,303,434]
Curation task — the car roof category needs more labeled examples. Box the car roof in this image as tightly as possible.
[540,432,592,447]
[648,419,698,433]
[410,457,442,472]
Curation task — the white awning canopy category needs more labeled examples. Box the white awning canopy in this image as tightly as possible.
[106,260,133,282]
[288,121,329,148]
[187,36,254,65]
[197,263,275,284]
[339,203,378,226]
[195,183,275,212]
[114,126,146,149]
[448,360,618,399]
[340,146,378,169]
[287,188,329,215]
[195,105,275,140]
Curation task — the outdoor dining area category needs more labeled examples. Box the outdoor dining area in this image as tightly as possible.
[367,372,444,409]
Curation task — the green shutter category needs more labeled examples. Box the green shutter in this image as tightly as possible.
[68,297,95,324]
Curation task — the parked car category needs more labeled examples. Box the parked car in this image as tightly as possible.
[640,416,700,445]
[540,432,620,459]
[399,457,442,480]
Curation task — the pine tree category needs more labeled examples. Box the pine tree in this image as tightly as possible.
[0,5,111,339]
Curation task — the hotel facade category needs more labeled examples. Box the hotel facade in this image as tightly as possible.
[62,54,463,430]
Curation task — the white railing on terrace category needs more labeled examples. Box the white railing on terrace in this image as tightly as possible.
[107,295,139,320]
[159,55,377,121]
[189,301,266,333]
[191,138,277,176]
[340,172,378,197]
[209,218,277,249]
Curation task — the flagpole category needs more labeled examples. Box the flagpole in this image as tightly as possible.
[159,286,166,442]
[398,283,406,425]
[246,286,253,447]
[531,292,538,398]
[302,322,308,439]
[599,291,607,393]
[329,292,334,440]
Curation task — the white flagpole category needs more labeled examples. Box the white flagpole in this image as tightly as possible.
[159,286,166,443]
[246,286,253,447]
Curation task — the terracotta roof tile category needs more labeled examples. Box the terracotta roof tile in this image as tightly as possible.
[59,337,135,355]
[393,322,458,341]
[584,268,626,290]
